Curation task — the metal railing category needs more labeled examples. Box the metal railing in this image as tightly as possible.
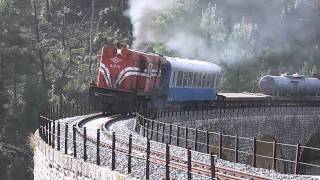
[37,103,219,180]
[136,104,320,175]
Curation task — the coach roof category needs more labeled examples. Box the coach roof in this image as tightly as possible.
[165,57,221,74]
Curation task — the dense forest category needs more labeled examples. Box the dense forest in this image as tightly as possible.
[0,0,319,179]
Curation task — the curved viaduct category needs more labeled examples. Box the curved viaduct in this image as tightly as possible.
[154,106,320,175]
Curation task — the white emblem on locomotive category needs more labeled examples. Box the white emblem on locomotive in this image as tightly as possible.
[111,57,121,64]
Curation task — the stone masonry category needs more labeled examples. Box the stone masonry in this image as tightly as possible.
[33,132,135,180]
[156,107,320,175]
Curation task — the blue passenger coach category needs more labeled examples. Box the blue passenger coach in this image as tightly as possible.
[161,57,221,102]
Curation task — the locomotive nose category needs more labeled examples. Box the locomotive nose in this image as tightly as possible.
[259,76,274,95]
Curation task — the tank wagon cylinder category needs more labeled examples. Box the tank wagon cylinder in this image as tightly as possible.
[259,73,320,96]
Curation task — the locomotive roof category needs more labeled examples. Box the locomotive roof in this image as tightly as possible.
[165,57,221,74]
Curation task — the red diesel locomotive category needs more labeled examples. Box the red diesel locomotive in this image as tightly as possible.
[89,45,222,114]
[90,46,166,113]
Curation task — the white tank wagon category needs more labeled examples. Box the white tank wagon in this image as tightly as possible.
[259,73,320,97]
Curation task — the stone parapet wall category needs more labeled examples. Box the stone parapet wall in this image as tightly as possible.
[147,107,320,174]
[33,132,135,180]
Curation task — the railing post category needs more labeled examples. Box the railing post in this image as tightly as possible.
[177,126,180,146]
[294,144,300,174]
[272,140,277,170]
[73,125,77,158]
[112,132,116,170]
[185,127,188,149]
[211,152,215,179]
[57,122,60,151]
[168,123,172,144]
[51,106,54,120]
[206,130,209,154]
[162,123,165,143]
[165,143,170,180]
[146,139,150,180]
[96,129,100,165]
[142,116,145,137]
[48,121,52,145]
[43,118,47,142]
[150,120,154,140]
[52,121,55,148]
[194,128,198,151]
[65,123,68,154]
[38,116,42,139]
[83,127,87,161]
[156,121,159,141]
[219,133,222,158]
[146,119,149,138]
[252,138,256,167]
[235,135,239,163]
[128,134,132,174]
[187,147,191,180]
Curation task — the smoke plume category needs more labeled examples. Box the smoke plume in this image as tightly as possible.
[127,0,320,63]
[128,0,176,49]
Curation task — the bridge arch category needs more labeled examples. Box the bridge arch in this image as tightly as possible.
[299,131,320,175]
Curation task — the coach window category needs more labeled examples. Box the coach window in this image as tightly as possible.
[183,72,188,87]
[177,71,183,87]
[206,74,211,87]
[197,73,202,87]
[201,73,205,87]
[172,72,176,86]
[200,74,204,87]
[211,74,216,88]
[192,73,197,87]
[216,75,220,88]
[187,72,193,87]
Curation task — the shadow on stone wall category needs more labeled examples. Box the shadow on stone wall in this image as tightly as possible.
[299,131,320,175]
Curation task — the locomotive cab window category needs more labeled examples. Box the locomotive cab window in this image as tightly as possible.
[157,61,161,75]
[147,63,153,77]
[139,60,146,73]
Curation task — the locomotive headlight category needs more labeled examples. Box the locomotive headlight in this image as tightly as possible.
[117,49,121,55]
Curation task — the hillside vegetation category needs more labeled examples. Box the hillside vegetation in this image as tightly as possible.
[0,0,319,179]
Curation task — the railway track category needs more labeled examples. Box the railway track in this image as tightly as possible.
[75,114,271,180]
